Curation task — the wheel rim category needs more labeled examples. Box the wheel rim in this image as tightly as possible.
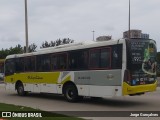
[66,88,75,100]
[18,85,24,95]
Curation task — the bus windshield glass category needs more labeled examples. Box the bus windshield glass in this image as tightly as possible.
[127,39,157,86]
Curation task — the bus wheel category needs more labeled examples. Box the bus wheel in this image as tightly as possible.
[17,83,26,96]
[64,84,78,102]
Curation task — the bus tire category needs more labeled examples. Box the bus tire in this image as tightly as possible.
[64,84,78,102]
[17,83,26,96]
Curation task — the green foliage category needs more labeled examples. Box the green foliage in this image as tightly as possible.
[40,38,74,48]
[0,43,37,59]
[24,43,37,53]
[0,44,23,59]
[0,38,74,59]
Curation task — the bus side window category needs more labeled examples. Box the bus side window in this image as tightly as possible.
[36,55,51,72]
[25,57,36,72]
[89,49,100,68]
[100,48,111,68]
[69,50,88,70]
[52,56,58,70]
[89,48,111,69]
[15,58,24,73]
[111,44,122,69]
[59,55,67,69]
[52,53,67,70]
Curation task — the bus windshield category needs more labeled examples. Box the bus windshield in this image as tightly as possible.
[127,39,157,86]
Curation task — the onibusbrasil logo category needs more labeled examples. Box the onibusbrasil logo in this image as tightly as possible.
[1,112,42,118]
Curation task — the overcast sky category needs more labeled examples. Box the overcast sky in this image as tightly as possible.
[0,0,160,50]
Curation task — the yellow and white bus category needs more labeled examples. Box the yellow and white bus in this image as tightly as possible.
[4,38,157,102]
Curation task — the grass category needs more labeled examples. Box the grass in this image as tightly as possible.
[0,103,84,120]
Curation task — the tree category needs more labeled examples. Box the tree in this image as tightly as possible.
[40,38,74,48]
[55,39,62,46]
[41,41,51,48]
[0,43,37,59]
[0,44,23,59]
[9,44,23,55]
[28,43,37,52]
[62,38,74,44]
[24,43,37,53]
[50,41,56,47]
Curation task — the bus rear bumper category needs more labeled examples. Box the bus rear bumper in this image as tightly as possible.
[122,81,157,96]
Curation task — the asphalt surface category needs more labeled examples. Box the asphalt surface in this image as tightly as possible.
[0,83,160,120]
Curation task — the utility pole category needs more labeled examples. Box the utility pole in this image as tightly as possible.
[25,0,29,53]
[128,0,131,40]
[92,30,95,41]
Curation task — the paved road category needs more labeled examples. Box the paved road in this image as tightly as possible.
[0,84,160,120]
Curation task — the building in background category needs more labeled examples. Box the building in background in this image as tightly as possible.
[123,29,149,39]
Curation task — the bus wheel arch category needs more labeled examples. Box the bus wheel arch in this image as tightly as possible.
[15,80,27,96]
[62,81,79,102]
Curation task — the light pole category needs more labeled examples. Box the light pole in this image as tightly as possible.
[25,0,29,53]
[92,30,95,41]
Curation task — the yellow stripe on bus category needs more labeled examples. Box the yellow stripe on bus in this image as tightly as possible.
[5,72,61,84]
